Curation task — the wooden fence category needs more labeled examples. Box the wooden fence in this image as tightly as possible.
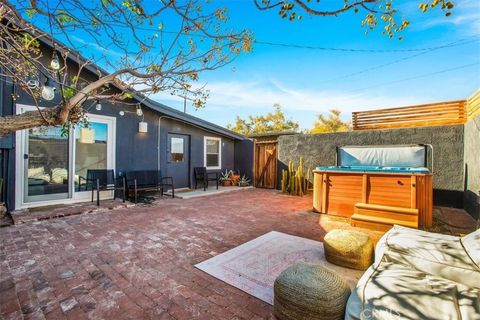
[466,89,480,119]
[352,89,479,131]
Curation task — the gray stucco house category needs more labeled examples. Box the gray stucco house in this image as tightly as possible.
[0,35,253,211]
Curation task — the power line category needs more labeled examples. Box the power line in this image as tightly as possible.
[254,37,479,53]
[117,23,479,53]
[348,62,480,93]
[16,6,480,53]
[322,37,478,83]
[35,15,479,54]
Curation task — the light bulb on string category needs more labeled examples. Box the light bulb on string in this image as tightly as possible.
[136,104,143,116]
[95,100,102,111]
[50,51,61,70]
[26,75,39,89]
[41,78,55,101]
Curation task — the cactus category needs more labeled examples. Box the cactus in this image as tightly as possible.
[281,169,288,193]
[280,157,310,196]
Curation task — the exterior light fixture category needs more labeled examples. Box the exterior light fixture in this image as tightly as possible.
[138,121,148,133]
[136,103,143,116]
[41,78,55,101]
[119,111,125,116]
[95,100,102,111]
[50,51,61,70]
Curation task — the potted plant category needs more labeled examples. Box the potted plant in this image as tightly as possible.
[219,170,232,186]
[238,175,251,187]
[230,171,240,186]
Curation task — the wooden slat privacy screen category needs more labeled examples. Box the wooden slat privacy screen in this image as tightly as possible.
[352,100,467,130]
[466,89,480,119]
[352,89,479,131]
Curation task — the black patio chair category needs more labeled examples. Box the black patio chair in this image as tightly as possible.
[86,169,126,206]
[193,167,219,191]
[125,170,174,203]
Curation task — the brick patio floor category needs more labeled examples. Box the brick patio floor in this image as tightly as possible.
[0,189,321,320]
[1,188,476,320]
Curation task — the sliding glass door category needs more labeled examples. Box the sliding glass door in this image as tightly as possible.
[17,105,116,207]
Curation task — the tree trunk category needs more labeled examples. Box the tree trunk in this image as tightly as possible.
[0,106,79,136]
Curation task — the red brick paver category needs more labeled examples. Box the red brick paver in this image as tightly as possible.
[0,189,322,320]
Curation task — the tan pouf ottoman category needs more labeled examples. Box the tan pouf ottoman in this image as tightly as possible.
[273,262,351,320]
[324,229,373,270]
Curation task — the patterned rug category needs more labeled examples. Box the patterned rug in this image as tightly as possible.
[195,231,364,304]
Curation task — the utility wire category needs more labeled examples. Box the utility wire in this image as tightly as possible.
[254,37,479,53]
[322,37,479,83]
[347,62,480,93]
[116,23,479,53]
[29,13,478,54]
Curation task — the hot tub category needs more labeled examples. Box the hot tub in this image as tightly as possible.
[313,166,432,230]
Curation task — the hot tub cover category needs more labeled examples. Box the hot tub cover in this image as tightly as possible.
[315,166,430,174]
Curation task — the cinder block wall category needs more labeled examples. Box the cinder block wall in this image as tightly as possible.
[277,125,468,212]
[463,115,480,219]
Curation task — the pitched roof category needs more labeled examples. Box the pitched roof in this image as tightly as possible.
[134,94,246,140]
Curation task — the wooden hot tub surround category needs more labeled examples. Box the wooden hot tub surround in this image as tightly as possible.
[313,170,432,231]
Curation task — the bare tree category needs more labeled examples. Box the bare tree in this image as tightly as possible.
[0,0,252,135]
[254,0,454,38]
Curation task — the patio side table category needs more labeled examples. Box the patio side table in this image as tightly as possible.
[324,229,374,270]
[274,262,351,320]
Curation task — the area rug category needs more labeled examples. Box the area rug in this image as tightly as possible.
[195,231,364,305]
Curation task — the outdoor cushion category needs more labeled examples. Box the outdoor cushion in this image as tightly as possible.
[375,225,480,288]
[51,168,68,184]
[461,228,480,269]
[28,166,45,177]
[345,258,480,320]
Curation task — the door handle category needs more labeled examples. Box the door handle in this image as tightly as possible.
[23,154,29,159]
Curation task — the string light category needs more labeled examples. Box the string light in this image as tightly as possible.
[26,75,39,89]
[50,51,60,70]
[136,103,143,116]
[95,100,102,111]
[41,78,55,101]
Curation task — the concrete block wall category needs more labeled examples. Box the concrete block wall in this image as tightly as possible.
[463,115,480,219]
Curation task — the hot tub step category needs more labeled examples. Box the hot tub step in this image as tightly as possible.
[351,203,419,231]
[351,213,419,231]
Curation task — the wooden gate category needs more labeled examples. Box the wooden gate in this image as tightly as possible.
[254,142,277,188]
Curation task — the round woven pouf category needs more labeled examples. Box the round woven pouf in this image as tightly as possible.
[273,262,351,320]
[324,229,374,270]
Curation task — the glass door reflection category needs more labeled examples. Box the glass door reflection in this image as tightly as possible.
[25,126,69,202]
[75,122,108,192]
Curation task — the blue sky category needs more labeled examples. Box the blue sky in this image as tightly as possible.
[152,0,480,129]
[27,0,480,129]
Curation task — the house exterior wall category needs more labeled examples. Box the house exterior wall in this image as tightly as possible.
[234,139,254,180]
[0,46,242,210]
[463,114,480,219]
[0,73,16,210]
[158,117,235,187]
[278,125,466,210]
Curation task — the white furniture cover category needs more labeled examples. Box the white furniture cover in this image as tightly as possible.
[345,226,480,320]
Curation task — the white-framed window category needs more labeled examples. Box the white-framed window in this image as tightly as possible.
[204,136,222,170]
